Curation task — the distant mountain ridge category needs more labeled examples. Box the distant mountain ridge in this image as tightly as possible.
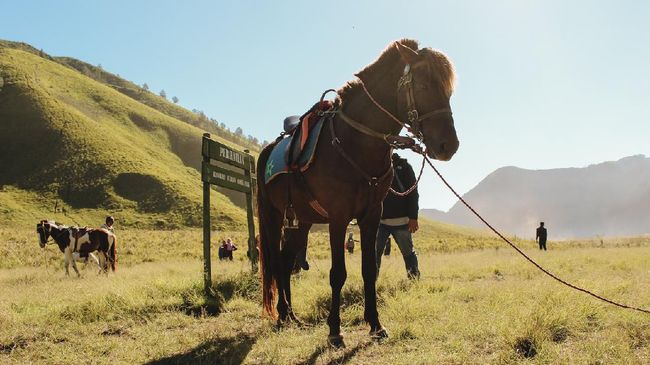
[421,155,650,238]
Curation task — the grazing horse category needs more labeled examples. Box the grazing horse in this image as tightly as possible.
[36,220,115,275]
[257,39,459,346]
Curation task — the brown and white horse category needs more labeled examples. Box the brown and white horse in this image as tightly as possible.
[36,220,116,276]
[69,227,117,273]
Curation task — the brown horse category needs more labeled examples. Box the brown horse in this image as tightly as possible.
[257,39,459,346]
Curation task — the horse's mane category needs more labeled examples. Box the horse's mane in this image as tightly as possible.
[338,39,455,99]
[41,219,66,229]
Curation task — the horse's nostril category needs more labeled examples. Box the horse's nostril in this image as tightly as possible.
[439,143,446,152]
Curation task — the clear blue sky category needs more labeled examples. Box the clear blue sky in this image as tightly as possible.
[3,0,649,211]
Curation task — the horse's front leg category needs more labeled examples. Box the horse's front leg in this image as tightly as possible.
[327,221,347,347]
[70,253,80,277]
[89,252,100,271]
[64,247,72,277]
[359,207,388,339]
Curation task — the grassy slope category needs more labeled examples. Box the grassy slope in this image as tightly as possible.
[0,39,261,153]
[1,228,649,364]
[0,47,247,229]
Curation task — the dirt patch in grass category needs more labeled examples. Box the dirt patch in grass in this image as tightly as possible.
[513,337,537,358]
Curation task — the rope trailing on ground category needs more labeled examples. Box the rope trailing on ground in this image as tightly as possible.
[424,155,650,315]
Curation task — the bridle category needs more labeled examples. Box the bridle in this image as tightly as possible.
[338,57,452,147]
[38,221,66,247]
[396,62,452,139]
[323,54,451,190]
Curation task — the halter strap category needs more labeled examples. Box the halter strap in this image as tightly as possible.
[337,110,390,141]
[356,63,451,140]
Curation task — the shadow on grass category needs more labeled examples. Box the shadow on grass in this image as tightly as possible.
[298,341,371,365]
[145,333,256,365]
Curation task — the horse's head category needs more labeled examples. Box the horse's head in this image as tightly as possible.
[36,220,51,248]
[394,42,459,161]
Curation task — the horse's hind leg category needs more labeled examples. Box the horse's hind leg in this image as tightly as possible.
[326,221,348,347]
[277,222,311,323]
[97,252,107,275]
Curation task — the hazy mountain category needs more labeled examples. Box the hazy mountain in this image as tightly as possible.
[421,155,650,238]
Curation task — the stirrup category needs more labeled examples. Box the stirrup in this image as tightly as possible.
[283,206,299,230]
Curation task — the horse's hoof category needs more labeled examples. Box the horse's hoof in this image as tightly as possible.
[327,334,345,348]
[370,327,389,340]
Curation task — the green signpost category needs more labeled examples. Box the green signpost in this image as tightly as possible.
[201,133,258,294]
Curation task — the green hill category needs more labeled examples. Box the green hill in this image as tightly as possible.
[0,42,250,229]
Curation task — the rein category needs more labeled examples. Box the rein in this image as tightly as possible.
[328,116,393,187]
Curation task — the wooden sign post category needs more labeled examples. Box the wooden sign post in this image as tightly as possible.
[201,133,258,295]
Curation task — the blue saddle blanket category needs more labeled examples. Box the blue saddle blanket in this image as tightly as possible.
[264,117,326,184]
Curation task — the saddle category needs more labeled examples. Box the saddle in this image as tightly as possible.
[265,100,333,184]
[69,226,93,254]
[285,100,333,168]
[283,115,300,133]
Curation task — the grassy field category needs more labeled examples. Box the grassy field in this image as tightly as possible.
[1,227,649,364]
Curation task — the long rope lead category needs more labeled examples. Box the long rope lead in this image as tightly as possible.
[424,156,650,315]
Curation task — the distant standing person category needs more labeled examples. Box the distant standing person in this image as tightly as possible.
[536,222,547,251]
[346,232,356,254]
[225,238,237,260]
[218,240,227,260]
[375,153,421,279]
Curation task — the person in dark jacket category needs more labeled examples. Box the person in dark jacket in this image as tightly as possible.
[536,222,548,250]
[375,153,420,279]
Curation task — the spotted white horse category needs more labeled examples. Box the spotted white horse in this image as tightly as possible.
[36,220,114,276]
[69,225,117,273]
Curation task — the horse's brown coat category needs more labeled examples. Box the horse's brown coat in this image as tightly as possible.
[257,39,459,344]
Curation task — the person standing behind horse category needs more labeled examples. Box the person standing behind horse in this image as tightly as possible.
[375,153,421,279]
[101,216,115,234]
[536,222,548,251]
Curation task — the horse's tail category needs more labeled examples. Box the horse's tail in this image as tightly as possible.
[109,235,116,272]
[257,144,280,318]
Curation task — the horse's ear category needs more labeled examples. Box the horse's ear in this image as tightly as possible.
[395,41,419,65]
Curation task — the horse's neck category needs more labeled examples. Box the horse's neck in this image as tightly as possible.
[334,80,402,175]
[51,226,69,245]
[342,84,401,137]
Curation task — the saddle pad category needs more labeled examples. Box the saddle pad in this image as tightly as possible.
[264,117,326,184]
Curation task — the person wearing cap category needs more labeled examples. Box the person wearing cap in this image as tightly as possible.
[375,153,420,279]
[101,216,115,234]
[536,222,548,250]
